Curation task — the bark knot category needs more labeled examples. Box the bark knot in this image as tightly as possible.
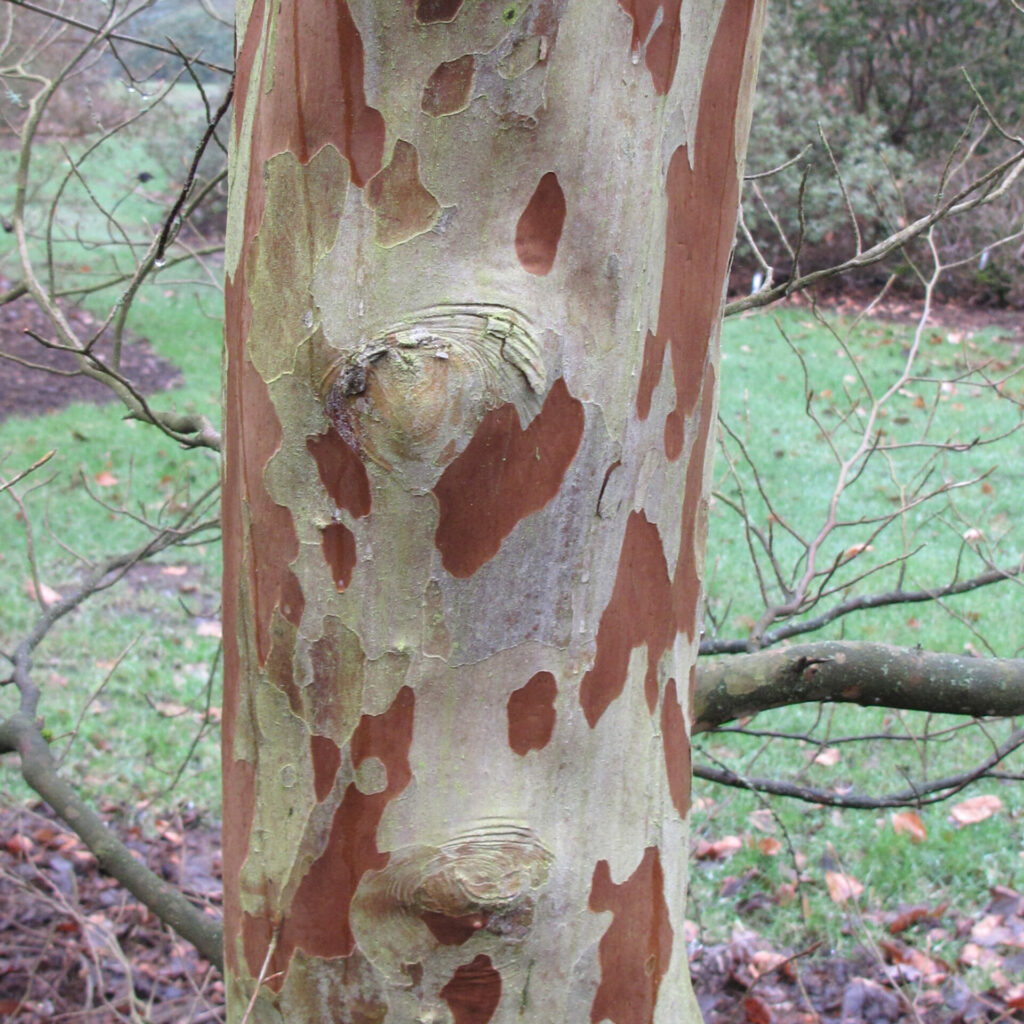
[318,306,547,473]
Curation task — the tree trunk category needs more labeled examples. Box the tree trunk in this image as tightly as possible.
[222,1,765,1020]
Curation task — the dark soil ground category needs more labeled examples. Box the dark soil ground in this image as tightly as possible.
[0,275,180,424]
[1,288,1023,1020]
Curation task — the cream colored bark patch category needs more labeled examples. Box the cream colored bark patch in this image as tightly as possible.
[247,146,349,382]
[365,140,441,248]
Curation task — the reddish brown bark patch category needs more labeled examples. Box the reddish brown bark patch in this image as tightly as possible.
[321,522,357,591]
[672,363,716,640]
[416,0,464,23]
[660,676,691,818]
[264,0,385,186]
[514,172,566,276]
[440,954,502,1024]
[579,512,675,728]
[307,424,372,518]
[271,687,415,971]
[420,910,490,946]
[507,671,557,755]
[220,757,255,974]
[589,847,673,1024]
[310,734,342,802]
[616,0,683,95]
[635,0,753,459]
[241,911,277,991]
[365,140,441,247]
[422,55,476,116]
[433,377,584,578]
[238,349,304,664]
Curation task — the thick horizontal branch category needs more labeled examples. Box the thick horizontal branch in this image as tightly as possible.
[694,640,1024,733]
[0,712,223,968]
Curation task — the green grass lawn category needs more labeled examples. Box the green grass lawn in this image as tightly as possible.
[0,82,227,814]
[691,306,1024,962]
[1,93,1022,969]
[0,280,224,814]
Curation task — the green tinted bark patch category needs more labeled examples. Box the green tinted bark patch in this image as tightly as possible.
[422,55,476,117]
[309,615,366,740]
[365,140,441,247]
[433,377,584,578]
[266,609,302,715]
[239,353,304,665]
[248,147,348,382]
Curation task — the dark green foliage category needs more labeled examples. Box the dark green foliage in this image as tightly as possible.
[738,1,1024,302]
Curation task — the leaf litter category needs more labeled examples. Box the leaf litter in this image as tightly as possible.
[2,802,1024,1021]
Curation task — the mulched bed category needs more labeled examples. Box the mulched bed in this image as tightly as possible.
[1,803,222,1023]
[0,275,180,424]
[2,802,1023,1023]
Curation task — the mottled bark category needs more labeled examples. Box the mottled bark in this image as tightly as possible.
[222,2,764,1020]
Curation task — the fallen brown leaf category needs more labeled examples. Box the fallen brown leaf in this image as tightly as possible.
[25,579,62,606]
[825,870,863,904]
[891,810,927,843]
[743,995,772,1024]
[887,901,947,935]
[813,746,841,766]
[695,835,743,861]
[950,794,1003,826]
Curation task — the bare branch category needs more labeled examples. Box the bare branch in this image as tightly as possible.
[701,556,1024,653]
[725,144,1024,316]
[694,640,1024,733]
[695,723,1024,808]
[4,0,232,74]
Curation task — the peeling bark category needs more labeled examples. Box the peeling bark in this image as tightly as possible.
[223,0,765,1019]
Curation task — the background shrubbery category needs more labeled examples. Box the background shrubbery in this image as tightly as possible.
[736,0,1024,303]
